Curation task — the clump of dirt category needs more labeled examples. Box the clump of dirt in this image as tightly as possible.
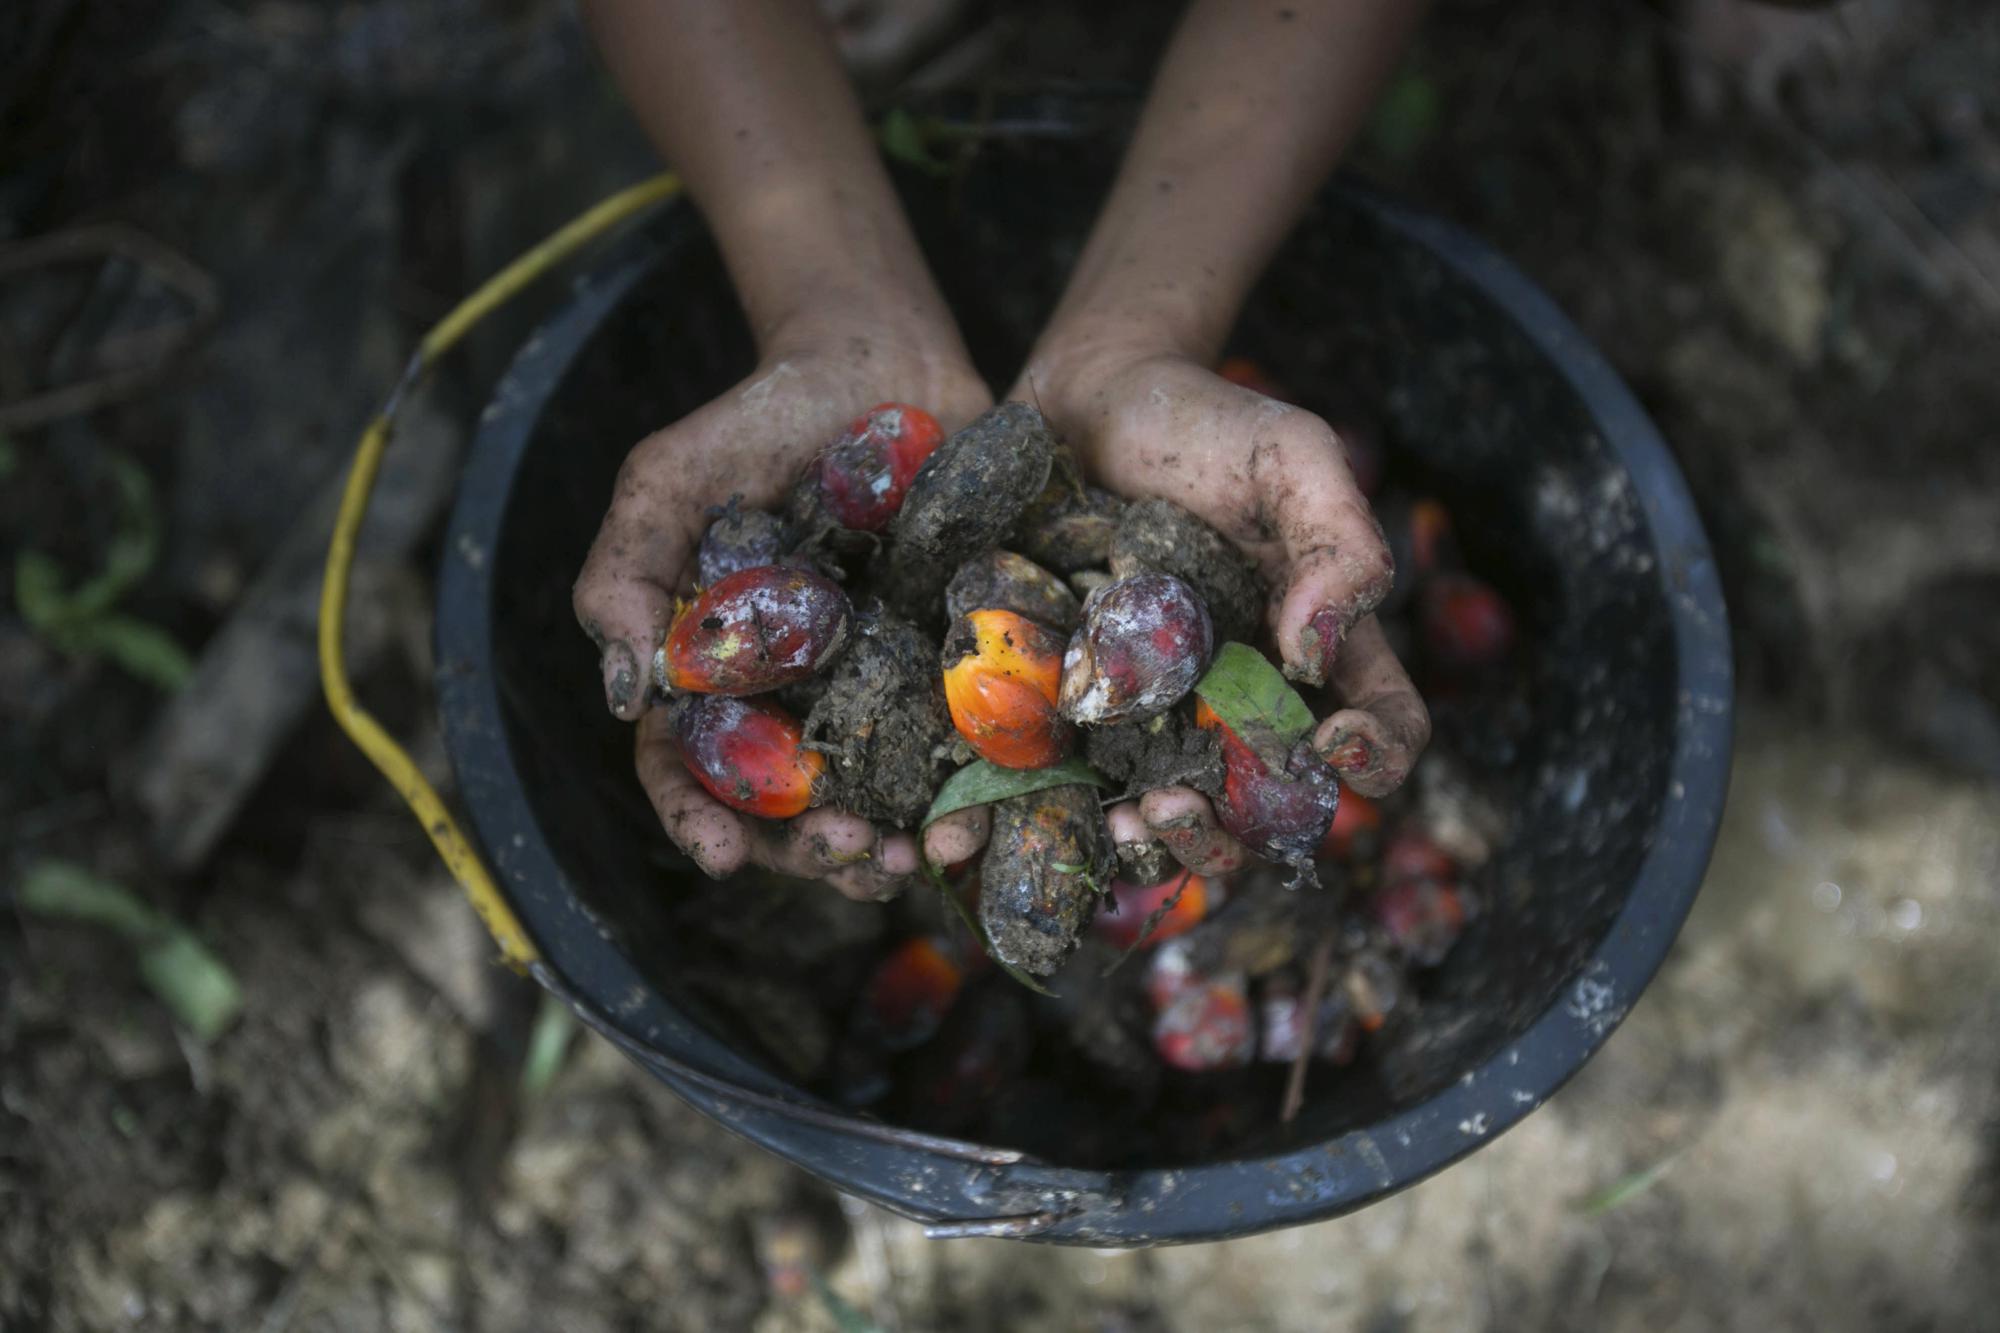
[1084,709,1224,798]
[1110,498,1267,643]
[803,608,957,827]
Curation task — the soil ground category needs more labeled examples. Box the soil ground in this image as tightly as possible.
[5,1,1999,1329]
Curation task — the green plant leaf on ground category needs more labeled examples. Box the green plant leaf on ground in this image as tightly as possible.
[13,449,189,691]
[1575,1155,1677,1216]
[520,994,578,1097]
[69,614,194,691]
[1193,642,1316,753]
[921,756,1107,828]
[18,861,243,1041]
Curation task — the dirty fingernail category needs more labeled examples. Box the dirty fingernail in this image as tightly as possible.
[601,641,641,717]
[1321,727,1380,777]
[1297,605,1347,684]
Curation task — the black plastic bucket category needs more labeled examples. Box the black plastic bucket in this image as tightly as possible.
[436,113,1732,1245]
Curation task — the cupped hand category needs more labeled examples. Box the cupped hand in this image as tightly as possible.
[575,319,991,897]
[924,339,1428,877]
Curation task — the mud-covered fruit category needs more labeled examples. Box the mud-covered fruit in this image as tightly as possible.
[945,550,1080,632]
[1153,974,1255,1072]
[811,401,945,532]
[695,496,788,587]
[852,936,964,1052]
[940,608,1073,769]
[1091,867,1212,951]
[1145,936,1205,1011]
[1257,978,1359,1065]
[1419,573,1517,676]
[676,695,823,818]
[1058,572,1213,726]
[1380,828,1457,886]
[1369,877,1474,967]
[1193,699,1341,887]
[658,566,852,696]
[978,785,1115,976]
[1319,787,1383,862]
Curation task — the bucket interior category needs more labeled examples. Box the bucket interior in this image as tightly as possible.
[476,131,1679,1167]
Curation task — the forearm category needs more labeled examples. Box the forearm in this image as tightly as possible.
[581,0,960,351]
[1035,0,1426,366]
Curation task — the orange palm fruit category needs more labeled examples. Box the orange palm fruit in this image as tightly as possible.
[940,608,1072,769]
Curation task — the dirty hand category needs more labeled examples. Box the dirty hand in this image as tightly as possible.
[925,342,1429,877]
[577,325,990,900]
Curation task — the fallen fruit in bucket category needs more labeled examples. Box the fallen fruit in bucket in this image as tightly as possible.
[813,401,945,533]
[852,935,965,1052]
[941,608,1073,770]
[1058,571,1214,726]
[676,694,823,818]
[657,566,852,696]
[1091,866,1212,951]
[1369,876,1475,967]
[1152,974,1255,1072]
[1319,786,1383,862]
[1420,572,1517,677]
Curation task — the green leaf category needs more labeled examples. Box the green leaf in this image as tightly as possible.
[137,932,244,1042]
[18,861,242,1041]
[520,994,578,1096]
[878,108,953,179]
[923,860,1055,998]
[14,550,77,631]
[71,614,194,692]
[1193,642,1316,754]
[19,861,164,937]
[65,451,161,620]
[922,757,1108,829]
[1575,1155,1676,1216]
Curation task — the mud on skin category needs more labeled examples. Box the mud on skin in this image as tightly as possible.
[978,784,1116,976]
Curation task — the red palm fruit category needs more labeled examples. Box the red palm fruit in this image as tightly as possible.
[675,695,823,818]
[1256,978,1360,1064]
[1192,698,1341,888]
[1408,498,1457,577]
[1153,974,1255,1072]
[814,402,945,532]
[853,936,964,1052]
[1369,877,1474,967]
[1058,572,1213,726]
[658,566,852,696]
[940,608,1073,769]
[1145,937,1205,1011]
[1091,867,1212,951]
[1319,786,1383,862]
[1380,827,1457,885]
[1419,573,1518,677]
[1342,952,1405,1032]
[1217,356,1289,401]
